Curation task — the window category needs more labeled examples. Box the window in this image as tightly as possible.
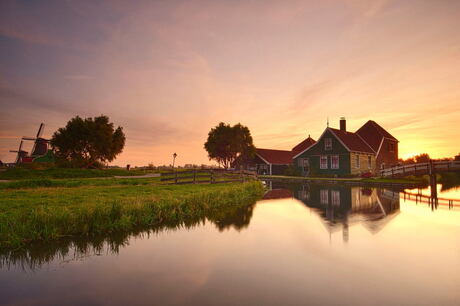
[320,190,329,205]
[331,190,340,206]
[368,156,372,169]
[331,155,339,169]
[356,154,360,168]
[320,155,328,169]
[324,138,332,150]
[302,158,309,167]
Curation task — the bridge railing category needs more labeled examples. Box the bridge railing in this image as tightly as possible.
[380,160,460,177]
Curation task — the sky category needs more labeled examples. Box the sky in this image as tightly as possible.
[1,0,459,166]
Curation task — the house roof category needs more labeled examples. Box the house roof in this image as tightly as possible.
[356,120,398,152]
[328,128,375,153]
[256,148,293,164]
[292,136,316,154]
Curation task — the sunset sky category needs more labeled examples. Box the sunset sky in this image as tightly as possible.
[1,0,459,166]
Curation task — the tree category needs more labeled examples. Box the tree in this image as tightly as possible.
[204,122,255,168]
[51,115,125,168]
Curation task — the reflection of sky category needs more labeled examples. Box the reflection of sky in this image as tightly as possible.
[2,1,460,165]
[411,184,460,199]
[2,195,460,305]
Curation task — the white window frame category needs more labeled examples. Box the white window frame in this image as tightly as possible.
[356,154,360,168]
[331,155,339,169]
[320,155,328,169]
[324,138,332,151]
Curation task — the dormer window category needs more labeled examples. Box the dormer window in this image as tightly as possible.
[325,138,332,150]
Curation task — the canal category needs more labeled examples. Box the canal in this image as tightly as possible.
[1,182,460,305]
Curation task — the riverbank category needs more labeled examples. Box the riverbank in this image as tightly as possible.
[0,180,264,249]
[259,175,428,188]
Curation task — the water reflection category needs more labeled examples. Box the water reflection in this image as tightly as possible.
[3,181,458,271]
[265,181,400,242]
[0,201,256,271]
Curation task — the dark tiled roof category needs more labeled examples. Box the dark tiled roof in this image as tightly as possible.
[256,148,293,164]
[356,120,398,152]
[328,128,375,153]
[292,136,316,154]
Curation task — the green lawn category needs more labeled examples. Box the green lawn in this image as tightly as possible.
[0,176,264,249]
[0,167,157,180]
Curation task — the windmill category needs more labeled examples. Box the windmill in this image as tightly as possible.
[22,123,50,158]
[9,123,52,165]
[9,140,28,164]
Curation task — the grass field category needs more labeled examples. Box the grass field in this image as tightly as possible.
[0,172,264,249]
[0,167,157,180]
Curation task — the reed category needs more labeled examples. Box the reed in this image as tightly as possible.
[0,181,264,249]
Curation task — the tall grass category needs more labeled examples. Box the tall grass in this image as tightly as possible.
[0,181,264,249]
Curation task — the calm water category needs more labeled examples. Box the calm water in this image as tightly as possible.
[1,183,460,306]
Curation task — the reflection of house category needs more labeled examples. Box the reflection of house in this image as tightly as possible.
[294,183,400,241]
[293,118,398,176]
[263,188,293,200]
[238,136,316,175]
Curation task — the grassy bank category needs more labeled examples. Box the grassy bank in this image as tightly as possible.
[0,180,264,249]
[0,167,157,180]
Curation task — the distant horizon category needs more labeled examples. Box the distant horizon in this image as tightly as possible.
[1,0,460,166]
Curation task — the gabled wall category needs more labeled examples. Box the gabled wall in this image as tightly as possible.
[376,138,398,169]
[294,129,351,176]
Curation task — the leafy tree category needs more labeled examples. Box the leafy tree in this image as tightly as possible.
[51,115,125,168]
[414,153,430,163]
[204,122,255,168]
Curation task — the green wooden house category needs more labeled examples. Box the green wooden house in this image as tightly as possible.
[293,118,378,176]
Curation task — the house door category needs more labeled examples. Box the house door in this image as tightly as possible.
[302,158,310,176]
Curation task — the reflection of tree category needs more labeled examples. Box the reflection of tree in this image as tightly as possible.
[0,202,257,271]
[209,202,256,231]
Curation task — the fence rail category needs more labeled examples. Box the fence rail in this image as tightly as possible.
[160,169,257,185]
[380,160,460,177]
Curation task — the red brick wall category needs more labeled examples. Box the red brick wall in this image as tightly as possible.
[376,139,398,169]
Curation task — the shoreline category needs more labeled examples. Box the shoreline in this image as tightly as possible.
[259,175,426,189]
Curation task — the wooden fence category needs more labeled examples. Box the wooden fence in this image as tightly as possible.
[160,169,257,185]
[380,160,460,177]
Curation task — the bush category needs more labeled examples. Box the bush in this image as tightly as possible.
[284,165,301,177]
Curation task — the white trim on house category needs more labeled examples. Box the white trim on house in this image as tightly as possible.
[292,128,332,159]
[356,133,376,153]
[293,127,379,160]
[375,138,385,158]
[255,153,271,165]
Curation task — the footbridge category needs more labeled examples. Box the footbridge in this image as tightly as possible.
[380,160,460,178]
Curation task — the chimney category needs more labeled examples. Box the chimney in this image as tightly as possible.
[340,117,346,132]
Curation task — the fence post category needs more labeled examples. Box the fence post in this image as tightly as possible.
[240,170,244,182]
[210,170,214,184]
[174,171,178,184]
[193,169,196,184]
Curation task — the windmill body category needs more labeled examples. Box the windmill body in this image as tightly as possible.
[9,123,54,165]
